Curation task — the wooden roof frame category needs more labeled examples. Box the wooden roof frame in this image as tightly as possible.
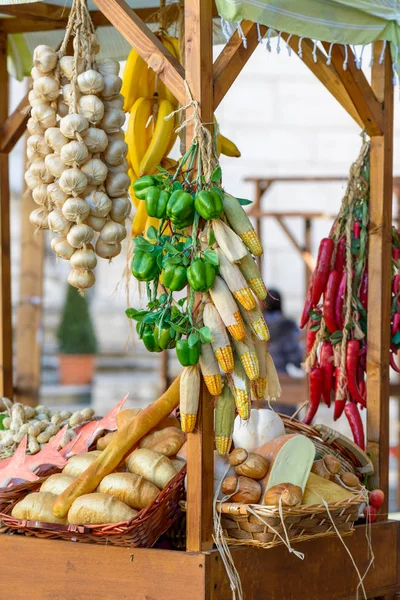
[0,1,398,597]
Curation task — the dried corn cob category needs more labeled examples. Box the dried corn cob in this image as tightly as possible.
[238,250,267,300]
[239,304,270,342]
[216,248,256,310]
[231,355,251,420]
[252,335,268,399]
[199,342,223,396]
[180,365,200,432]
[222,193,263,256]
[212,218,247,263]
[209,276,246,341]
[203,302,234,373]
[232,336,259,381]
[265,350,281,402]
[214,384,235,456]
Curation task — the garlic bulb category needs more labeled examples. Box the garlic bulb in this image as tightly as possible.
[59,56,85,80]
[70,246,97,270]
[33,45,58,73]
[67,223,94,248]
[27,117,44,136]
[106,159,129,174]
[33,76,60,102]
[57,99,70,119]
[47,182,68,208]
[95,238,121,259]
[62,197,90,223]
[60,113,89,140]
[51,236,75,260]
[83,128,108,153]
[78,95,104,124]
[59,168,88,196]
[110,196,131,223]
[60,141,89,166]
[28,90,45,108]
[30,66,45,80]
[68,268,95,290]
[85,190,112,217]
[81,158,108,186]
[45,128,68,153]
[62,83,81,106]
[45,153,65,178]
[31,104,57,129]
[100,220,127,244]
[103,95,124,111]
[29,159,54,184]
[32,184,48,206]
[30,208,49,229]
[24,168,42,190]
[86,214,106,232]
[101,75,122,99]
[107,130,125,142]
[27,135,51,158]
[48,209,72,235]
[103,140,128,166]
[105,172,130,198]
[77,70,104,95]
[96,58,120,77]
[99,109,125,134]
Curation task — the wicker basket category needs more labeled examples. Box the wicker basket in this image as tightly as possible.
[0,465,186,547]
[218,416,369,550]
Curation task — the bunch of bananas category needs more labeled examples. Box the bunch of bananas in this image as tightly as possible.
[121,35,241,238]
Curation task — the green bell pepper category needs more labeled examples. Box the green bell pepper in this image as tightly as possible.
[166,190,194,226]
[162,263,187,291]
[154,323,176,350]
[194,189,223,220]
[141,324,162,353]
[145,187,170,219]
[133,175,158,200]
[131,249,158,281]
[187,259,216,292]
[176,338,201,366]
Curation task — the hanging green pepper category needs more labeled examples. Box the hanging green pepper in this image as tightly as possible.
[161,263,187,291]
[154,323,176,350]
[187,258,216,292]
[131,249,158,281]
[140,324,162,353]
[194,188,223,220]
[166,190,194,226]
[145,187,170,219]
[133,175,158,200]
[176,338,201,366]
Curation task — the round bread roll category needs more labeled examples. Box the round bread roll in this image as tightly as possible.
[97,472,159,510]
[12,492,66,524]
[63,451,102,478]
[40,473,75,495]
[67,493,137,525]
[126,448,177,489]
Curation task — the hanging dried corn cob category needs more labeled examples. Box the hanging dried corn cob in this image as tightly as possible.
[203,302,234,374]
[180,365,200,433]
[239,304,270,342]
[222,193,263,257]
[231,355,251,420]
[209,276,246,342]
[199,342,223,397]
[251,335,268,400]
[216,248,256,310]
[238,250,267,300]
[265,349,282,402]
[212,219,247,263]
[232,335,259,381]
[215,384,235,456]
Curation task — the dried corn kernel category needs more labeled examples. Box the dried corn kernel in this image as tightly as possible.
[233,287,256,310]
[227,311,246,341]
[181,413,197,433]
[215,346,234,373]
[240,229,263,257]
[233,387,251,420]
[248,277,267,300]
[203,374,223,397]
[252,377,267,400]
[240,350,259,381]
[215,435,232,456]
[250,316,270,342]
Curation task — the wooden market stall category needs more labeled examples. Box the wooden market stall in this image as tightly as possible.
[0,1,399,599]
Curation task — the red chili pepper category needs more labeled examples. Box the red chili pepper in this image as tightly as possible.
[311,238,334,306]
[300,287,313,329]
[302,366,323,425]
[335,272,347,331]
[357,361,366,399]
[334,367,346,421]
[393,274,400,296]
[334,236,346,273]
[323,270,340,334]
[390,348,400,373]
[320,341,334,408]
[344,402,365,450]
[307,325,317,355]
[353,221,361,239]
[393,248,400,262]
[346,340,367,407]
[359,271,368,311]
[392,313,400,337]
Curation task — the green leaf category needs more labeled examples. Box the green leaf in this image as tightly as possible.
[159,293,167,304]
[199,326,212,343]
[143,312,158,323]
[203,249,219,266]
[146,226,157,240]
[134,237,153,252]
[126,308,148,322]
[156,253,163,270]
[188,332,199,347]
[178,297,187,307]
[330,330,343,344]
[309,310,322,322]
[164,242,179,255]
[310,323,321,332]
[237,197,253,206]
[182,255,190,266]
[208,229,215,246]
[211,167,222,183]
[0,413,7,430]
[162,255,182,267]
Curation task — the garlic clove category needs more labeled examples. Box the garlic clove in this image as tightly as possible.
[59,56,85,81]
[47,182,68,208]
[99,109,125,134]
[110,196,131,223]
[62,196,90,223]
[30,208,49,230]
[31,104,57,129]
[83,128,109,153]
[101,74,122,100]
[27,117,44,135]
[95,238,121,259]
[33,45,58,74]
[45,153,65,178]
[77,69,104,95]
[96,58,120,77]
[70,246,97,270]
[85,190,112,218]
[59,168,88,196]
[99,220,127,244]
[51,236,75,260]
[45,128,68,153]
[48,209,72,235]
[68,268,95,291]
[81,158,108,186]
[78,95,105,124]
[86,215,106,232]
[60,140,89,167]
[32,184,48,206]
[33,76,60,102]
[60,113,89,140]
[67,223,94,249]
[62,83,81,106]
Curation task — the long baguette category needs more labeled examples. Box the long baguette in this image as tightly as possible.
[53,375,181,519]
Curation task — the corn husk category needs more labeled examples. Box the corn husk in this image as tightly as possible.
[231,354,251,420]
[265,350,281,402]
[199,342,223,397]
[209,276,243,329]
[239,304,270,342]
[212,219,247,263]
[214,384,235,456]
[238,250,267,300]
[252,335,268,399]
[232,335,259,381]
[179,365,200,433]
[203,301,233,373]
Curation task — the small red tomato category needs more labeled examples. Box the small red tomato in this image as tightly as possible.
[369,489,384,509]
[363,505,377,523]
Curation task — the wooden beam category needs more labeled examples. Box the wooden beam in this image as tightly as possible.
[321,42,383,136]
[185,0,214,553]
[0,91,29,154]
[213,21,264,109]
[366,44,394,511]
[0,31,13,400]
[91,0,186,106]
[274,216,314,272]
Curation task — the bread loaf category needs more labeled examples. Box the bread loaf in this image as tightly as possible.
[139,427,185,456]
[12,492,67,524]
[40,474,76,495]
[116,408,141,429]
[302,472,355,505]
[67,493,137,524]
[63,451,102,478]
[126,448,176,489]
[97,431,117,450]
[97,472,159,509]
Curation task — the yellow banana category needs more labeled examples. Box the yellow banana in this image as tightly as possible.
[127,97,154,176]
[132,200,148,238]
[219,133,241,158]
[161,157,179,173]
[121,49,150,113]
[156,36,179,108]
[144,216,160,237]
[139,99,175,176]
[128,168,139,208]
[166,36,181,61]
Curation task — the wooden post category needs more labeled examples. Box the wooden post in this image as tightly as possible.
[366,44,394,509]
[0,30,13,400]
[185,0,214,552]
